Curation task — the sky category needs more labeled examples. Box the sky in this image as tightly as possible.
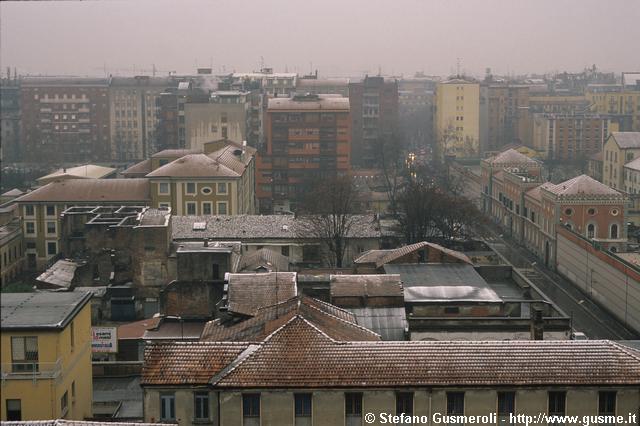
[1,0,639,79]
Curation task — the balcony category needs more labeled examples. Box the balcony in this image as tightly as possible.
[1,359,62,383]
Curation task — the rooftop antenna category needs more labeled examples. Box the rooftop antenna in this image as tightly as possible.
[260,56,265,71]
[456,58,461,78]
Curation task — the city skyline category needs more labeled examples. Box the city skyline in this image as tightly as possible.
[1,0,639,78]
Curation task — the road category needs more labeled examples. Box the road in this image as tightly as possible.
[454,165,639,340]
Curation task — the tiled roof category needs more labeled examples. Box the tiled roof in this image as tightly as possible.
[202,296,379,342]
[488,149,539,165]
[14,179,150,203]
[213,318,640,387]
[525,185,544,203]
[121,159,152,177]
[1,188,25,197]
[543,175,623,198]
[172,214,383,240]
[146,154,240,178]
[624,157,640,171]
[37,165,116,182]
[330,274,403,298]
[226,272,298,316]
[207,144,256,176]
[141,341,252,385]
[353,249,388,264]
[151,148,200,158]
[117,317,162,340]
[237,248,290,272]
[611,132,640,149]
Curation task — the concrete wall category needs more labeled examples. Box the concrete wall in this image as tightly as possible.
[143,388,640,426]
[556,227,640,333]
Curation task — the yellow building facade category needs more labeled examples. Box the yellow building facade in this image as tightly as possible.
[586,85,640,132]
[1,291,93,421]
[435,79,480,159]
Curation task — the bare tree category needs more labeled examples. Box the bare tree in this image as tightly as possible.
[374,132,405,215]
[298,175,361,268]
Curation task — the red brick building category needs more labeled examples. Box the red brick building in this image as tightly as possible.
[20,77,111,163]
[257,94,351,213]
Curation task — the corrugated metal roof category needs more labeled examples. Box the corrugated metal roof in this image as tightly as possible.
[349,307,407,341]
[384,263,502,302]
[36,259,82,288]
[330,274,403,298]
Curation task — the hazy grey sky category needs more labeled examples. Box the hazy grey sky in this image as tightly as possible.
[1,0,639,78]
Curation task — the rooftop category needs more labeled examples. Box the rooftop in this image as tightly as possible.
[14,179,150,203]
[268,95,350,111]
[226,272,298,316]
[625,157,640,171]
[542,174,623,198]
[36,259,84,289]
[487,149,540,166]
[1,291,92,330]
[151,148,200,158]
[144,317,640,388]
[237,248,290,272]
[37,164,117,183]
[330,274,403,298]
[611,132,640,149]
[121,159,152,177]
[384,263,502,303]
[146,154,240,178]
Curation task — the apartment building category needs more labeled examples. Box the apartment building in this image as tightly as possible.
[0,218,24,287]
[486,84,530,150]
[624,157,640,225]
[20,77,111,163]
[229,69,297,97]
[349,76,399,167]
[603,132,640,190]
[586,79,640,132]
[531,113,614,161]
[1,291,93,421]
[109,76,171,161]
[13,179,150,270]
[141,317,640,425]
[296,77,350,97]
[257,94,351,213]
[0,76,21,162]
[434,78,480,159]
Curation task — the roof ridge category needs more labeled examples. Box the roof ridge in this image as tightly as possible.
[302,295,354,317]
[303,301,381,339]
[209,343,261,385]
[607,340,640,363]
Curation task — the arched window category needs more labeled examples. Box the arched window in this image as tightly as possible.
[587,224,595,239]
[610,224,619,239]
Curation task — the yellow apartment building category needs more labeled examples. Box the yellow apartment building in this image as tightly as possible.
[434,78,480,159]
[0,218,24,287]
[1,291,93,421]
[603,132,640,190]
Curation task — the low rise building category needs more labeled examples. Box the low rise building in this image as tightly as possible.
[603,132,640,190]
[1,291,93,421]
[36,164,117,185]
[142,319,640,425]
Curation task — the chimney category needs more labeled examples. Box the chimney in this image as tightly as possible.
[530,306,544,340]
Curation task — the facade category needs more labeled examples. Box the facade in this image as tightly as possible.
[588,151,603,182]
[109,76,170,161]
[257,94,351,213]
[13,179,150,270]
[0,76,21,162]
[531,113,613,161]
[184,92,249,151]
[349,76,399,167]
[296,77,350,97]
[0,218,24,287]
[434,78,480,159]
[146,142,257,216]
[20,77,111,163]
[586,82,640,132]
[1,291,93,421]
[141,318,640,426]
[486,84,530,151]
[623,157,640,225]
[229,69,297,97]
[603,132,640,190]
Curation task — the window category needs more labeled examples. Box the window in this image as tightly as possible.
[242,394,260,426]
[548,391,566,425]
[202,187,212,195]
[24,205,35,217]
[587,224,595,239]
[588,208,596,215]
[61,391,68,417]
[396,392,413,417]
[598,391,616,415]
[186,202,197,215]
[221,127,228,139]
[281,245,290,256]
[186,182,196,195]
[160,393,176,421]
[294,393,312,426]
[158,182,170,195]
[71,381,76,403]
[194,391,210,421]
[25,222,35,235]
[159,159,169,166]
[498,392,515,425]
[564,208,573,216]
[217,182,227,194]
[217,202,228,215]
[6,400,21,421]
[47,241,58,256]
[70,321,75,350]
[345,393,362,426]
[46,205,56,217]
[446,392,464,421]
[202,202,212,215]
[610,224,619,239]
[159,203,170,209]
[12,337,39,372]
[46,221,57,235]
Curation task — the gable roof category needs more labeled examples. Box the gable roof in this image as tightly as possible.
[121,159,152,177]
[37,164,116,183]
[146,154,240,178]
[226,272,298,316]
[611,132,640,149]
[202,296,380,342]
[237,248,290,273]
[14,179,150,203]
[144,317,640,388]
[207,144,256,175]
[487,148,539,166]
[376,242,472,268]
[624,157,640,172]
